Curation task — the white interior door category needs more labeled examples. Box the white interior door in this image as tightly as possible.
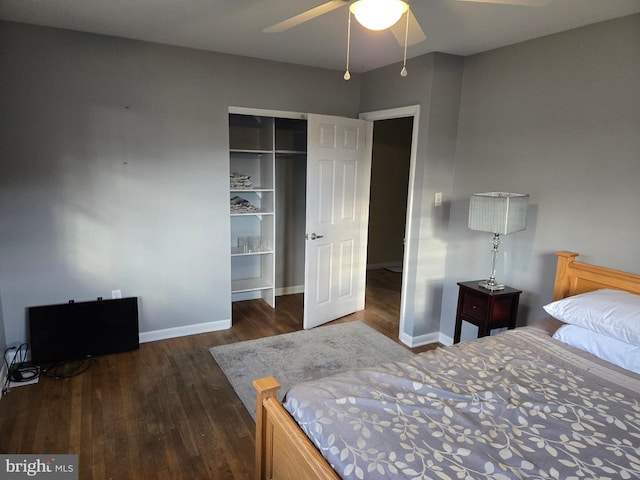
[303,114,373,329]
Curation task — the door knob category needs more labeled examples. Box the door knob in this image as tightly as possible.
[310,233,324,240]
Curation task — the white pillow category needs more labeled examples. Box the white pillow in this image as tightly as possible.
[553,324,640,374]
[543,289,640,345]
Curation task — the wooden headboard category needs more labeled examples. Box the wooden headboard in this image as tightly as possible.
[553,251,640,300]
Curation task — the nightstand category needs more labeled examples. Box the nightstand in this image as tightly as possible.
[454,281,522,344]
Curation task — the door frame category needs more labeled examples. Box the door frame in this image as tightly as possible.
[359,105,420,345]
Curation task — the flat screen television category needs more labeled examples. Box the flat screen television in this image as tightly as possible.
[28,297,139,365]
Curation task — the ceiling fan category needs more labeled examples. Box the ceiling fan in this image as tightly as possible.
[263,0,553,79]
[264,0,426,47]
[263,0,553,45]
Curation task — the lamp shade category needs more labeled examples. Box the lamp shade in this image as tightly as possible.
[349,0,408,31]
[468,192,529,235]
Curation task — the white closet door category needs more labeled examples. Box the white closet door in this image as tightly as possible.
[303,114,372,329]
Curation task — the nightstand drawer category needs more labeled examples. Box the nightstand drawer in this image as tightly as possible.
[461,293,487,320]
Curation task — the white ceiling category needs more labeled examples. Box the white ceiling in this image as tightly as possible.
[2,0,639,73]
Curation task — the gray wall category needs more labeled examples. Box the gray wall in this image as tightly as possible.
[2,14,638,348]
[441,14,640,342]
[0,21,360,345]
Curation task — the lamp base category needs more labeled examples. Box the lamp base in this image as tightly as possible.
[478,280,505,291]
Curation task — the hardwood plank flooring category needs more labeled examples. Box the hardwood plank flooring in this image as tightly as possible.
[0,270,439,479]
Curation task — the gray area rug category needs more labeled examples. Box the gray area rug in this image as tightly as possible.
[210,321,413,420]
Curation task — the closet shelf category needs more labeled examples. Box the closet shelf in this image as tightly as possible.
[230,211,273,216]
[232,278,273,294]
[230,188,274,193]
[230,148,273,154]
[229,112,277,308]
[231,248,274,256]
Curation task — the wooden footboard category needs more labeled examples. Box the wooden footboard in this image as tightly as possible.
[253,376,339,480]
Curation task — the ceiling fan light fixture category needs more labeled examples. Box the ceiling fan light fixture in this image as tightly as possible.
[349,0,409,31]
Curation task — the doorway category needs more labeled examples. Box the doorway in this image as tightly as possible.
[360,105,420,342]
[367,117,413,272]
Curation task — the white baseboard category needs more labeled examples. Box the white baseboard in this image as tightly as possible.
[398,331,441,348]
[275,285,304,296]
[438,332,454,347]
[139,319,232,344]
[399,331,454,348]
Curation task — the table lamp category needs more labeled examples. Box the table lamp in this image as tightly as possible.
[468,192,529,291]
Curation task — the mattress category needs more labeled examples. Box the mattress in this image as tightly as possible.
[283,324,640,479]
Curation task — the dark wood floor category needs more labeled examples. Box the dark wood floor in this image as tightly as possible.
[0,269,438,479]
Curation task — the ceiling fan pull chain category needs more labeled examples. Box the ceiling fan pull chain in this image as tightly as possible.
[401,7,409,77]
[344,9,352,80]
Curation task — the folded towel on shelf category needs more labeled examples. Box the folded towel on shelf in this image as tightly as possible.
[230,196,259,214]
[230,172,253,189]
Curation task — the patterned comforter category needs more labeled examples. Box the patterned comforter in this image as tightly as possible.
[284,327,640,480]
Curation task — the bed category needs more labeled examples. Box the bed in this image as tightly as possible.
[253,251,640,480]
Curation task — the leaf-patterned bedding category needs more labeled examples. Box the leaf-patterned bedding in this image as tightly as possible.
[283,326,640,480]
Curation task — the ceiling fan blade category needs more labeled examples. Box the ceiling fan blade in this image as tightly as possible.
[263,0,348,33]
[457,0,553,6]
[390,9,426,47]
